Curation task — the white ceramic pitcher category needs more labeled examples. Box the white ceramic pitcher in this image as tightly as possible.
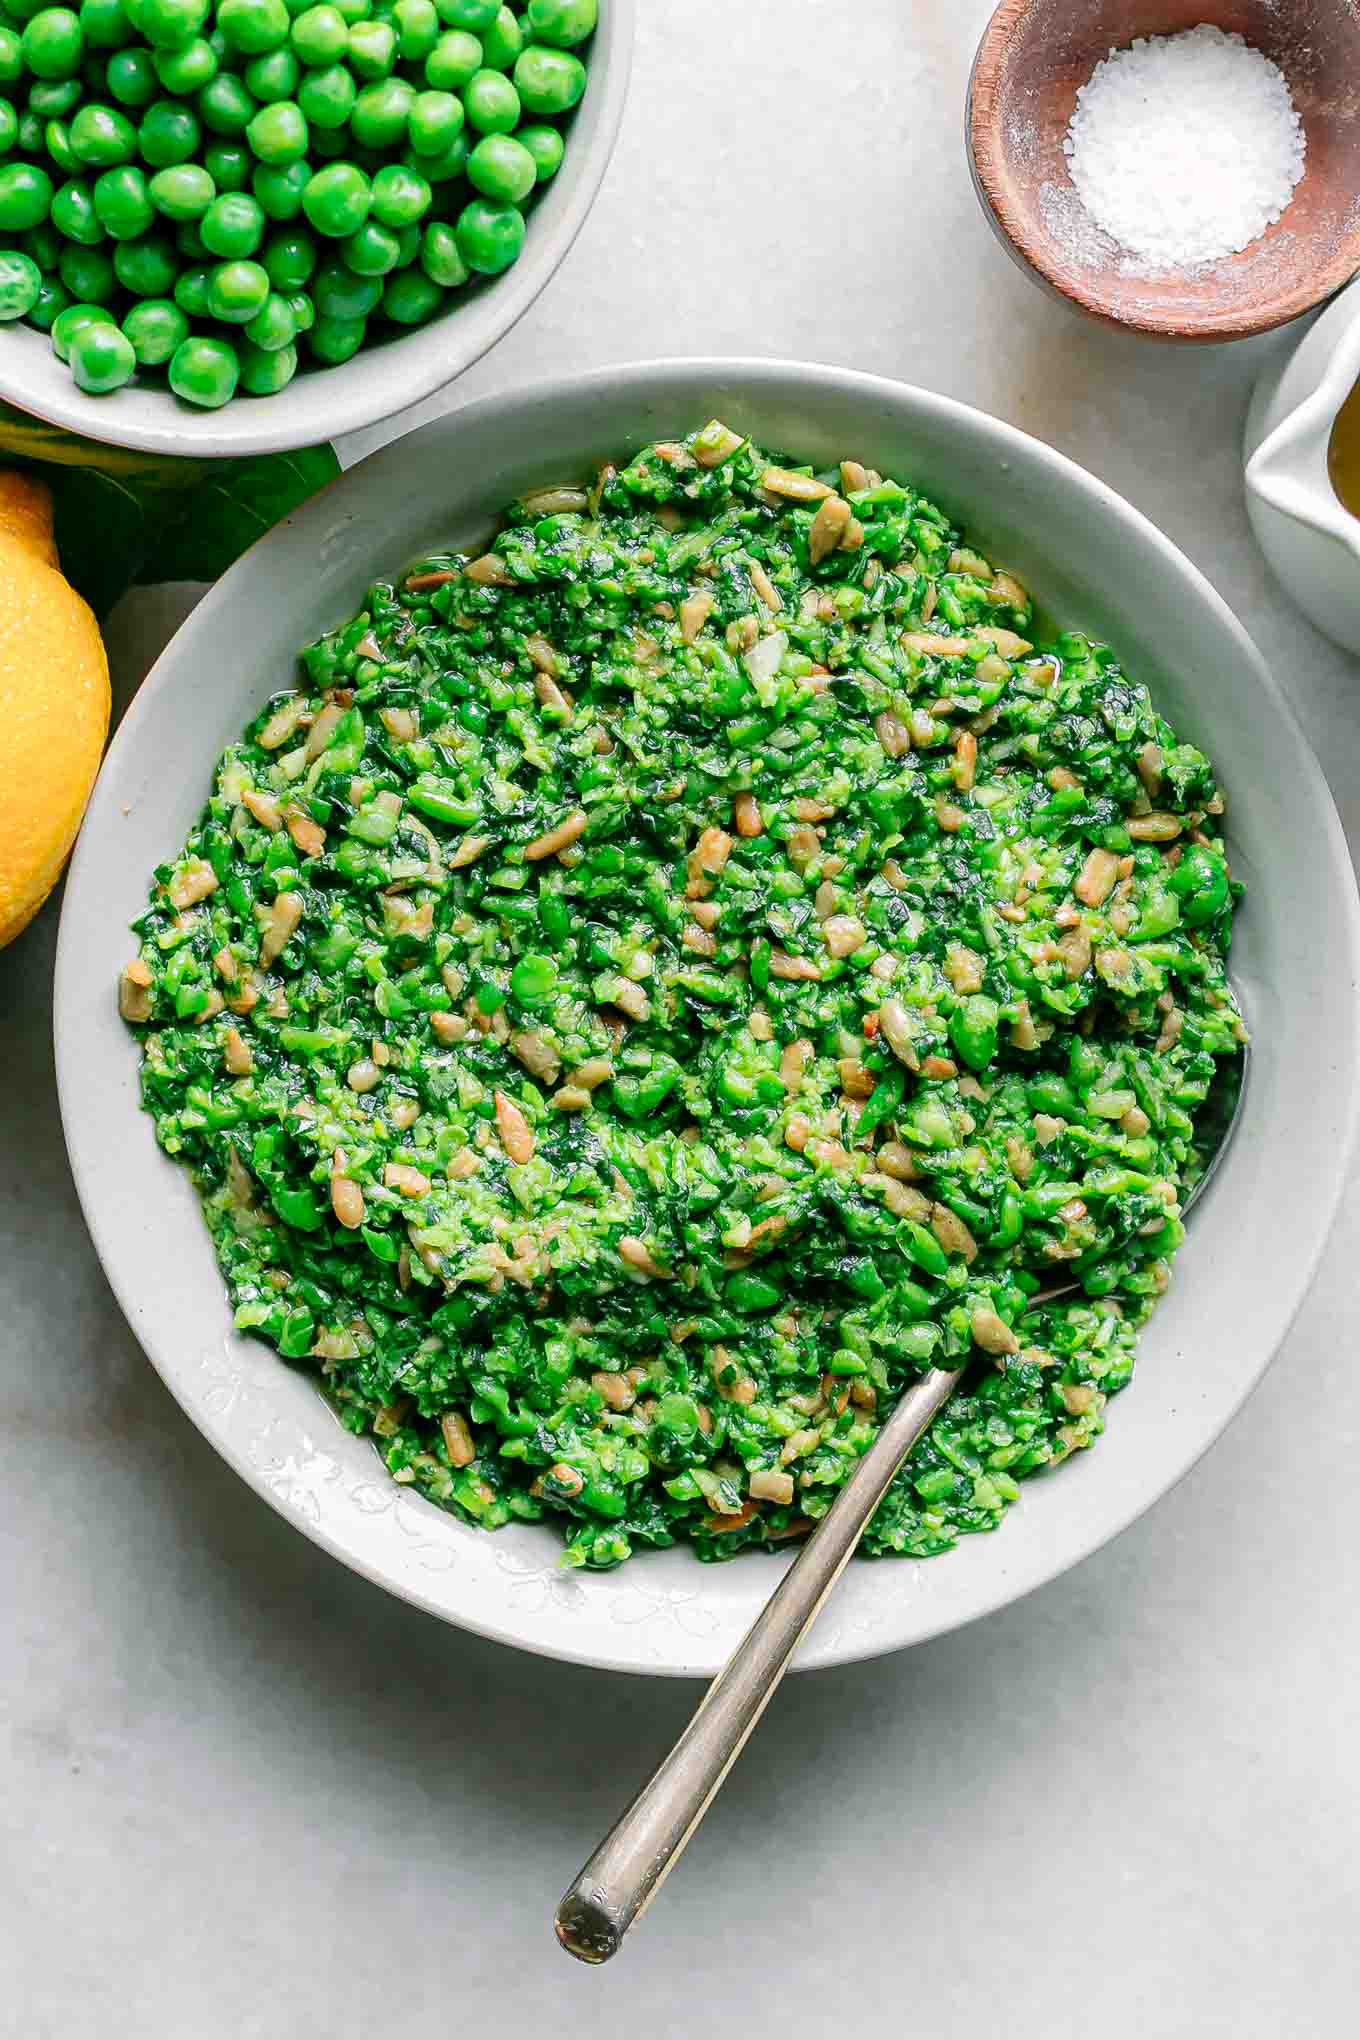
[1245,274,1360,656]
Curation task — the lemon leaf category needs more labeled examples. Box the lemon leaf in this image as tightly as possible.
[0,402,339,615]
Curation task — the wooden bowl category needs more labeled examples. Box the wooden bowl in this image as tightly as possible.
[967,0,1360,342]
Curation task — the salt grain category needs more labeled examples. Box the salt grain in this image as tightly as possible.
[1063,25,1305,271]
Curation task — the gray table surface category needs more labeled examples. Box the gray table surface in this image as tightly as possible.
[5,4,1358,2033]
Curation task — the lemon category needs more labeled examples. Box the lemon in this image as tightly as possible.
[0,470,109,950]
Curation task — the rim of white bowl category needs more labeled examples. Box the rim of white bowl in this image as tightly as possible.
[0,0,634,460]
[54,358,1360,1675]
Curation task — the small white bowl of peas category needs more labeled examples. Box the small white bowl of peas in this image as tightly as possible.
[0,0,632,455]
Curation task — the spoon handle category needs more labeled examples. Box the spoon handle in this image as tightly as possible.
[554,1363,964,1964]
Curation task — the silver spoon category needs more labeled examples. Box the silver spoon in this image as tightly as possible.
[555,1052,1246,1964]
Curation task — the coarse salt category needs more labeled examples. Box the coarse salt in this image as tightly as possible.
[1063,24,1305,271]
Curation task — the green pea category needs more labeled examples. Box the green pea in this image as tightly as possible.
[121,293,187,362]
[466,130,534,202]
[0,248,41,318]
[16,113,45,156]
[152,34,217,92]
[197,72,257,134]
[510,952,557,1006]
[307,307,362,360]
[68,100,136,164]
[0,26,25,81]
[113,228,177,292]
[68,310,133,388]
[31,75,83,116]
[218,0,289,53]
[302,159,368,234]
[77,0,133,49]
[51,176,104,242]
[340,216,398,273]
[289,2,347,63]
[369,160,429,225]
[106,46,158,105]
[139,98,200,165]
[92,163,152,238]
[392,0,436,60]
[239,334,296,392]
[43,118,79,173]
[311,253,380,316]
[169,331,239,405]
[201,188,265,255]
[526,0,594,46]
[392,219,419,263]
[286,285,313,329]
[350,76,412,147]
[1026,1075,1079,1119]
[22,221,61,267]
[57,238,114,297]
[204,251,277,316]
[149,161,215,218]
[247,98,309,161]
[296,61,354,128]
[462,66,518,132]
[435,0,498,28]
[950,989,998,1067]
[1167,843,1229,927]
[381,264,440,323]
[454,193,522,273]
[417,217,465,286]
[50,297,111,356]
[262,224,314,286]
[330,0,370,21]
[423,26,479,87]
[244,45,299,99]
[518,121,562,181]
[346,15,394,74]
[405,86,462,157]
[478,3,522,69]
[206,254,270,319]
[0,103,16,155]
[133,0,209,49]
[22,7,84,80]
[172,259,210,311]
[203,139,252,190]
[28,274,73,326]
[402,130,463,180]
[252,156,310,218]
[243,284,296,346]
[513,42,584,114]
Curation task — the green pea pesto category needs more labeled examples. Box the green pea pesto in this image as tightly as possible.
[121,421,1247,1570]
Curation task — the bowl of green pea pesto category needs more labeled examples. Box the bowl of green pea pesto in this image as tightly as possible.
[55,360,1360,1674]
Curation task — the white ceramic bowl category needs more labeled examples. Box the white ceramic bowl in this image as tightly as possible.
[0,2,633,460]
[55,360,1360,1676]
[1245,274,1360,655]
